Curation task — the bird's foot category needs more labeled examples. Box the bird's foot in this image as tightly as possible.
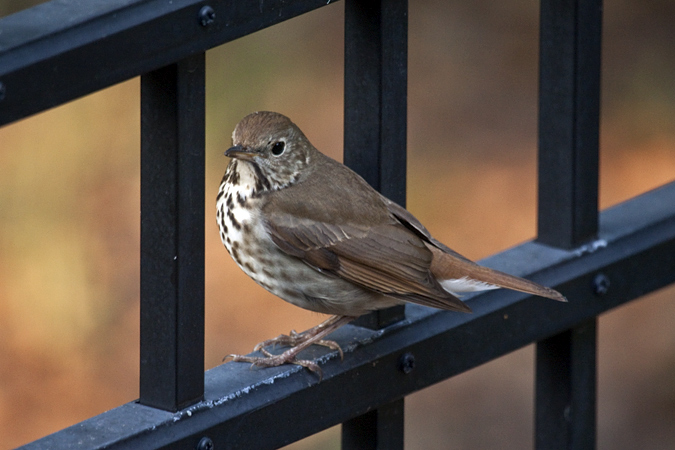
[224,315,355,379]
[253,330,344,360]
[225,350,323,377]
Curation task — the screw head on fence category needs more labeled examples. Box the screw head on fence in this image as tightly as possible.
[197,436,214,450]
[592,273,610,296]
[398,352,415,374]
[199,6,215,27]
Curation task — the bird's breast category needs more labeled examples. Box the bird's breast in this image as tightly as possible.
[217,164,397,316]
[217,165,265,259]
[217,165,311,306]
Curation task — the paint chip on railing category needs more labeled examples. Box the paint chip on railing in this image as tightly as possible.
[572,238,608,257]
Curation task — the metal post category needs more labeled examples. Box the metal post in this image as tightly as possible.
[343,0,407,448]
[536,320,597,449]
[536,0,602,448]
[342,399,405,450]
[139,53,205,411]
[537,0,601,249]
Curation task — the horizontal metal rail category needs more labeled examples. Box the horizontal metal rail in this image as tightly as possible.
[22,180,675,450]
[0,0,333,127]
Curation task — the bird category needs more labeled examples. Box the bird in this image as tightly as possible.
[217,111,566,375]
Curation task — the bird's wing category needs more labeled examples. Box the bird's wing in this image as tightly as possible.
[383,197,474,262]
[264,213,471,313]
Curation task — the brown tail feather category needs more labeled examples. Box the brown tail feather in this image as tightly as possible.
[427,244,567,302]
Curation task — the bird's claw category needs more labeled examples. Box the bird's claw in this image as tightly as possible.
[223,316,354,380]
[225,352,323,380]
[253,331,344,360]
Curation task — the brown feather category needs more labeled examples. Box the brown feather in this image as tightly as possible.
[386,197,566,302]
[427,244,567,302]
[257,135,561,311]
[265,218,472,313]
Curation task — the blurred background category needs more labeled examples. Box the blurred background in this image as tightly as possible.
[1,0,674,448]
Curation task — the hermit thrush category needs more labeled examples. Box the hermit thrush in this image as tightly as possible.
[218,111,566,374]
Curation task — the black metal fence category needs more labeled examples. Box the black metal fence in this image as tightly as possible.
[2,0,674,449]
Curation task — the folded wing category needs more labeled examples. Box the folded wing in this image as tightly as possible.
[264,214,472,313]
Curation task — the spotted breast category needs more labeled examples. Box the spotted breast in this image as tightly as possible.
[216,158,392,316]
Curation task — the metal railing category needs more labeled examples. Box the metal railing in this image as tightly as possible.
[2,0,674,449]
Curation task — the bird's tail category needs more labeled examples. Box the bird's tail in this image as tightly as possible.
[427,244,567,302]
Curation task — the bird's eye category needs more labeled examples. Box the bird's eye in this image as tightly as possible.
[271,141,285,156]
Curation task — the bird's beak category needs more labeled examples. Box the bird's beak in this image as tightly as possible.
[224,145,260,161]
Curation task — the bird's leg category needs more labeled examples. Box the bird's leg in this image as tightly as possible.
[225,315,355,377]
[253,315,348,357]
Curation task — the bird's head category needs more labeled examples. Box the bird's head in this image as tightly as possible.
[226,111,315,191]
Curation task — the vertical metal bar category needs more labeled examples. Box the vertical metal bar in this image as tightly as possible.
[536,0,601,449]
[344,0,407,330]
[344,0,408,205]
[342,398,405,450]
[139,53,205,411]
[537,0,601,249]
[536,320,597,449]
[343,1,407,449]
